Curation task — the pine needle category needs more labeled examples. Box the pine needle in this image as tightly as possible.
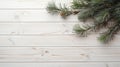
[46,2,60,14]
[73,24,91,37]
[46,0,120,43]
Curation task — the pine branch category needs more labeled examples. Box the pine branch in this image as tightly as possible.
[46,2,72,18]
[94,9,110,23]
[78,8,94,21]
[59,4,73,18]
[46,2,60,14]
[71,0,89,9]
[98,23,120,43]
[46,0,120,43]
[73,24,91,37]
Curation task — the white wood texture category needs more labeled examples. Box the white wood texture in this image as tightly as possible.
[0,0,120,67]
[0,10,78,21]
[0,47,119,62]
[0,63,118,67]
[0,63,120,67]
[0,23,74,34]
[0,35,120,47]
[0,0,71,9]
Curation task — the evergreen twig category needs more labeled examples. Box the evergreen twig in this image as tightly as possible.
[46,0,120,43]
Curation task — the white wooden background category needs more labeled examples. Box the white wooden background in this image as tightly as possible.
[0,0,120,67]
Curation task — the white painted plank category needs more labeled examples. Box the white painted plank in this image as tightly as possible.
[0,34,120,47]
[109,63,120,67]
[0,63,109,67]
[0,63,119,67]
[0,10,78,22]
[0,47,119,62]
[0,0,71,9]
[0,0,119,65]
[0,23,75,35]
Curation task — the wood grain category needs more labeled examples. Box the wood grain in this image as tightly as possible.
[0,10,78,22]
[0,34,120,47]
[0,47,119,62]
[0,63,114,67]
[1,63,120,67]
[0,0,71,9]
[0,23,75,35]
[0,0,119,66]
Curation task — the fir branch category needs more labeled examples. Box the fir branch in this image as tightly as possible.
[78,8,94,21]
[47,0,120,43]
[98,23,120,43]
[59,4,72,18]
[94,9,110,23]
[93,9,112,30]
[71,0,89,9]
[46,2,60,14]
[73,24,91,37]
[46,2,72,18]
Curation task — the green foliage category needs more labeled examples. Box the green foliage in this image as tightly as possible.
[46,2,72,18]
[73,24,91,36]
[71,0,89,9]
[46,0,120,43]
[46,2,60,14]
[98,23,120,43]
[94,9,110,23]
[78,8,94,21]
